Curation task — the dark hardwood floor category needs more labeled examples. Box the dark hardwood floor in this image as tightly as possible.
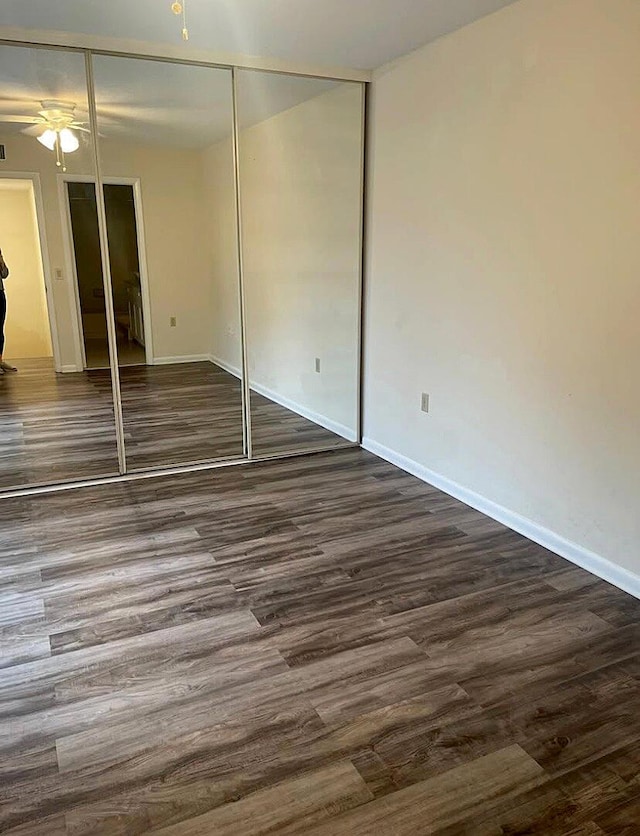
[1,448,640,834]
[0,358,119,487]
[0,359,348,488]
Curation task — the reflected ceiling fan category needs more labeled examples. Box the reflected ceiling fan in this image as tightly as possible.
[0,101,90,171]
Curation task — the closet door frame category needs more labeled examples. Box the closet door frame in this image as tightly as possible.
[85,50,127,474]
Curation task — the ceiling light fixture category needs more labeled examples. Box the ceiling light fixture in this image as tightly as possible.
[36,124,80,171]
[59,128,80,154]
[0,100,88,172]
[36,129,58,151]
[171,1,189,41]
[33,103,84,172]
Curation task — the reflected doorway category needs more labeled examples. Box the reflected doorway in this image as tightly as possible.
[0,172,120,488]
[0,176,58,370]
[66,179,151,369]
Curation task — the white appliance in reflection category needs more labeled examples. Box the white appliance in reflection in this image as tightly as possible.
[126,275,145,347]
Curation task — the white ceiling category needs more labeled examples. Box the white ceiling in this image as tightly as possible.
[0,0,518,72]
[0,0,518,149]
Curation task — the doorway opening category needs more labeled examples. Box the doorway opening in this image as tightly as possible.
[0,177,58,372]
[65,180,150,370]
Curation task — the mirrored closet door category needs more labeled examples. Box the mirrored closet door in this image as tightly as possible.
[0,44,121,489]
[235,70,364,457]
[0,42,365,492]
[91,55,244,471]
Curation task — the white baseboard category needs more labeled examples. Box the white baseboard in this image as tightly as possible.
[153,354,211,365]
[251,380,357,442]
[209,355,241,378]
[362,437,640,601]
[209,355,356,442]
[60,364,82,373]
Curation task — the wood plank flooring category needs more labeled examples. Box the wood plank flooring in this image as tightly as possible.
[83,335,146,369]
[0,359,347,488]
[1,448,640,834]
[0,358,119,488]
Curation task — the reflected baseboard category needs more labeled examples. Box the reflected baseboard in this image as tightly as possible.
[153,354,211,365]
[250,381,357,443]
[57,353,356,443]
[209,354,357,443]
[209,355,242,378]
[60,356,208,371]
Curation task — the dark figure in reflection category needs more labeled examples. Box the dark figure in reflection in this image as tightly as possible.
[0,248,17,373]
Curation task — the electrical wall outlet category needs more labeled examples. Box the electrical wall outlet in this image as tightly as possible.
[170,317,177,327]
[54,268,63,280]
[421,393,430,413]
[315,358,321,373]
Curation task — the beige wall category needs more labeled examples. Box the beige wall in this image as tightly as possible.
[0,181,53,359]
[0,132,211,367]
[364,0,640,574]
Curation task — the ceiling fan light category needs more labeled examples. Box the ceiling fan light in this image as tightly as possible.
[59,128,79,153]
[37,129,57,151]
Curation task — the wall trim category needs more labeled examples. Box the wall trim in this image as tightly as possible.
[210,354,357,442]
[362,437,640,601]
[60,364,82,373]
[153,354,211,365]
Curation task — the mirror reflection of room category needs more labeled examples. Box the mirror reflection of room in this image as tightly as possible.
[67,181,146,369]
[91,55,245,470]
[236,71,364,456]
[0,45,120,489]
